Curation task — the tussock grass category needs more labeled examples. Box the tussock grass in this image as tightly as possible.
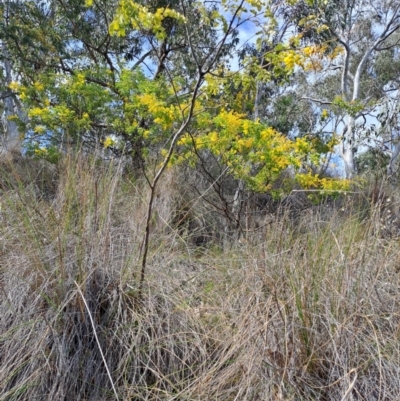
[1,153,400,400]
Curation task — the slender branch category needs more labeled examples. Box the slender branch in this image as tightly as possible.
[300,96,332,106]
[74,282,119,401]
[0,91,13,101]
[138,69,205,297]
[375,35,400,51]
[137,2,248,298]
[328,30,351,98]
[132,50,153,70]
[202,0,246,74]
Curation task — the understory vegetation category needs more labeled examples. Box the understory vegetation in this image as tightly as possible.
[1,153,400,401]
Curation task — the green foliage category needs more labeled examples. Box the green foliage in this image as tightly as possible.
[332,96,365,117]
[177,108,347,193]
[25,144,61,164]
[3,0,349,195]
[115,69,184,142]
[355,149,390,176]
[109,0,185,40]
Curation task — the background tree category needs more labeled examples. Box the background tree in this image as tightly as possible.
[276,0,400,178]
[0,0,27,153]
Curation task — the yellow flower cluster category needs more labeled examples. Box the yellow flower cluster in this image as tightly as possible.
[34,147,48,156]
[28,107,46,118]
[33,81,45,91]
[281,50,304,70]
[8,81,20,91]
[103,136,115,148]
[72,73,86,89]
[109,0,185,40]
[296,172,351,192]
[321,109,329,119]
[34,125,46,134]
[138,93,178,130]
[54,105,74,122]
[175,102,349,194]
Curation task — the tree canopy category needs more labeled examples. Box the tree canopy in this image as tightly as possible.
[3,0,398,194]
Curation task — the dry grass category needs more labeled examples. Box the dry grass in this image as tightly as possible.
[1,153,400,400]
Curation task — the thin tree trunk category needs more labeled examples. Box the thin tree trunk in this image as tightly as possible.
[2,41,22,153]
[231,82,263,231]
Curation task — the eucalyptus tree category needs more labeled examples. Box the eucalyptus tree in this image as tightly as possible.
[277,0,400,178]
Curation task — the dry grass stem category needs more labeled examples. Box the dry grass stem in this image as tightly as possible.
[1,155,400,400]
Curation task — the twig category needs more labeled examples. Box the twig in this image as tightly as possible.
[340,369,357,401]
[74,281,119,401]
[331,230,345,262]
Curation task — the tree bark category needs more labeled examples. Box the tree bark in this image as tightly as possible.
[330,2,400,178]
[1,41,22,154]
[341,115,357,178]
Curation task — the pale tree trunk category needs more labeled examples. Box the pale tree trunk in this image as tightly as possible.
[387,140,400,176]
[382,91,400,176]
[341,115,357,179]
[341,136,357,179]
[340,41,375,177]
[334,2,400,178]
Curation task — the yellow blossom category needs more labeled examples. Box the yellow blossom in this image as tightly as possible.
[34,147,48,156]
[321,109,329,119]
[209,132,218,143]
[103,136,115,148]
[28,107,45,117]
[8,81,20,91]
[34,125,46,134]
[33,81,44,91]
